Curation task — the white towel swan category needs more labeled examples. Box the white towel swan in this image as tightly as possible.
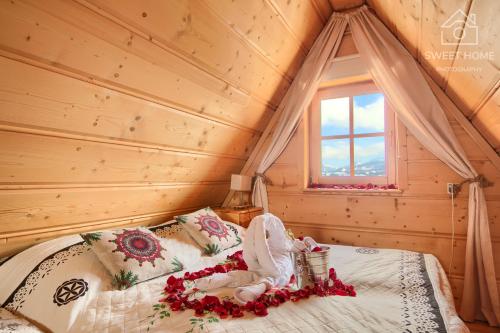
[186,213,294,304]
[242,213,293,287]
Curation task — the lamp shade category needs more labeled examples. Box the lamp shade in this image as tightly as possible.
[230,174,252,191]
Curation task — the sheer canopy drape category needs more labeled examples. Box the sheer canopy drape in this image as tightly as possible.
[239,5,499,325]
[251,13,347,212]
[349,7,499,325]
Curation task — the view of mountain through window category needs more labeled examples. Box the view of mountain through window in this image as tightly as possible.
[320,93,386,177]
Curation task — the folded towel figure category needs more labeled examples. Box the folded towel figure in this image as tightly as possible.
[234,281,268,304]
[243,213,294,287]
[186,213,294,304]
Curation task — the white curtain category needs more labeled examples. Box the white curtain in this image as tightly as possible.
[348,7,499,325]
[251,13,347,212]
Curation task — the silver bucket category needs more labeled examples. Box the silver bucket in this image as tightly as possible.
[291,246,330,289]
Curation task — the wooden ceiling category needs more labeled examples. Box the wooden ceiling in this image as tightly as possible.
[0,0,332,254]
[322,0,499,153]
[0,0,497,255]
[327,0,364,11]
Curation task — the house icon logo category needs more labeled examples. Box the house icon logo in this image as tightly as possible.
[441,9,478,45]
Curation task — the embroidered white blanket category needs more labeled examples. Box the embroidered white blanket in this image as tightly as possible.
[0,222,468,333]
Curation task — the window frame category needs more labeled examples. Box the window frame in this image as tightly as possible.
[309,81,397,185]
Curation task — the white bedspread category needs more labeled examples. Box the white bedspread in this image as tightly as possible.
[0,222,468,333]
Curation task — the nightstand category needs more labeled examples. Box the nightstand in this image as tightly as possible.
[213,207,263,228]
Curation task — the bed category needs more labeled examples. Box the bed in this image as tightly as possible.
[0,220,468,333]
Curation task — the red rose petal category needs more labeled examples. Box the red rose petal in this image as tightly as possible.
[231,307,244,318]
[159,248,354,320]
[253,302,268,316]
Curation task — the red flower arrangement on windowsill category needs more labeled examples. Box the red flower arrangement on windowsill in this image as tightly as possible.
[310,183,398,190]
[159,250,356,320]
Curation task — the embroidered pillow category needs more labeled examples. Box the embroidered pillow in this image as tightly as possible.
[176,207,242,256]
[81,227,183,290]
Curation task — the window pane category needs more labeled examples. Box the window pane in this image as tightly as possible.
[321,139,350,176]
[353,93,384,134]
[354,136,386,176]
[321,97,349,136]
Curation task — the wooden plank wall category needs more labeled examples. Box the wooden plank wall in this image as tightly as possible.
[0,0,330,256]
[261,2,500,308]
[261,0,500,310]
[265,107,500,307]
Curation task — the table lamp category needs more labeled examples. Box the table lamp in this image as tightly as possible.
[230,174,252,209]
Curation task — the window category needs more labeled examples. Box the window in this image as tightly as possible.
[309,81,397,186]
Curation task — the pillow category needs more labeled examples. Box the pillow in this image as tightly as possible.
[175,207,242,256]
[81,227,183,289]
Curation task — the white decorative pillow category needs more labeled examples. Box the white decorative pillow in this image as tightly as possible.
[176,207,242,256]
[81,227,183,289]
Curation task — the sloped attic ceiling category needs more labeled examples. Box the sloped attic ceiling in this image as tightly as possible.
[0,0,497,255]
[322,0,499,153]
[0,0,332,254]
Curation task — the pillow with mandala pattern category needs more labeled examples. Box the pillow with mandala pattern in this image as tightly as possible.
[175,207,242,256]
[81,227,183,289]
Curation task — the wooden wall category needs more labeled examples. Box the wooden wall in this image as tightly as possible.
[263,2,500,300]
[0,0,330,256]
[260,0,500,309]
[265,85,500,307]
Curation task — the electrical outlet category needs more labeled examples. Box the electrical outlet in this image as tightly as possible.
[447,183,460,196]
